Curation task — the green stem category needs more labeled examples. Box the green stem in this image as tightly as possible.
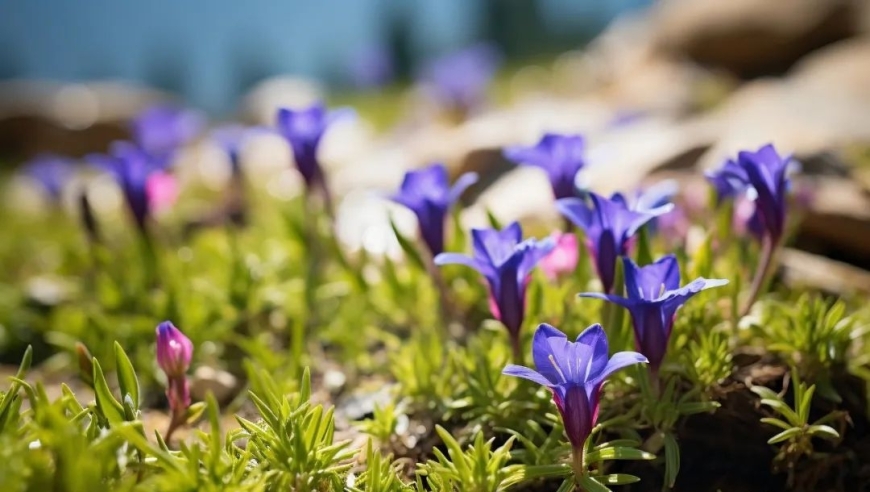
[510,333,523,365]
[571,445,586,482]
[741,234,778,317]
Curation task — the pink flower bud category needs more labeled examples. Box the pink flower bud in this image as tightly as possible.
[156,321,192,378]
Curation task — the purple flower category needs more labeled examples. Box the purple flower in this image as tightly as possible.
[434,222,554,358]
[276,103,349,190]
[156,321,193,378]
[633,180,678,213]
[705,159,748,205]
[503,323,647,449]
[580,255,727,376]
[707,145,792,243]
[131,105,204,161]
[23,153,75,200]
[632,180,679,235]
[88,142,163,231]
[557,192,672,294]
[211,125,253,173]
[503,134,586,200]
[730,144,791,243]
[420,43,501,114]
[389,163,478,256]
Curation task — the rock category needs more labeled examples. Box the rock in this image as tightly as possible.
[694,75,870,171]
[793,176,870,267]
[650,0,866,76]
[780,248,870,294]
[190,366,239,404]
[0,80,168,160]
[788,36,870,101]
[240,76,323,126]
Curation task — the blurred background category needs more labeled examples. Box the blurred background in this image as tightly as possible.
[3,0,870,277]
[0,0,648,159]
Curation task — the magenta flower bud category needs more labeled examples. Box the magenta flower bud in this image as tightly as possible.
[156,321,192,378]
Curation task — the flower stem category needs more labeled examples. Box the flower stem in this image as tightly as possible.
[571,445,586,480]
[741,234,778,317]
[510,333,523,365]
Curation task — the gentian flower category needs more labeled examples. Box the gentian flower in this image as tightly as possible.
[539,231,580,281]
[276,103,351,210]
[131,105,203,166]
[728,144,791,243]
[156,321,193,441]
[557,192,672,294]
[88,142,167,233]
[632,179,679,235]
[633,180,678,213]
[434,222,554,360]
[503,134,586,200]
[420,43,501,116]
[503,323,647,452]
[705,158,747,205]
[579,255,727,377]
[23,153,75,201]
[211,125,251,173]
[389,163,478,256]
[708,145,792,315]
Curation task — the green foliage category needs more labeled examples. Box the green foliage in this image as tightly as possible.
[417,426,543,491]
[751,371,845,488]
[752,294,859,401]
[347,439,412,491]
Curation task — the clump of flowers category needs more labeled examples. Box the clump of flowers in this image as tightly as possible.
[503,133,587,201]
[435,222,554,361]
[580,255,727,381]
[88,141,175,236]
[389,163,478,257]
[558,192,672,294]
[503,323,648,476]
[156,320,193,442]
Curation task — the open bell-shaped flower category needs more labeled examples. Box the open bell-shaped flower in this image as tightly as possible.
[503,323,647,449]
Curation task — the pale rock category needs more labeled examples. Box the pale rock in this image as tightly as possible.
[190,366,239,403]
[241,76,324,126]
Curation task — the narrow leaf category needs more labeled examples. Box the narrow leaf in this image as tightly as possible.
[114,342,140,410]
[92,358,125,424]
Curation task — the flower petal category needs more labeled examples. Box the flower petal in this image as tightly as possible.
[575,324,609,382]
[578,292,636,310]
[502,364,553,387]
[532,323,569,384]
[447,172,479,205]
[591,351,648,386]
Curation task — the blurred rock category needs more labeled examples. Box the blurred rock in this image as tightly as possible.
[190,365,239,404]
[241,77,323,126]
[794,176,870,267]
[650,0,866,76]
[695,75,870,171]
[578,12,729,115]
[0,81,169,161]
[788,36,870,100]
[780,248,870,294]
